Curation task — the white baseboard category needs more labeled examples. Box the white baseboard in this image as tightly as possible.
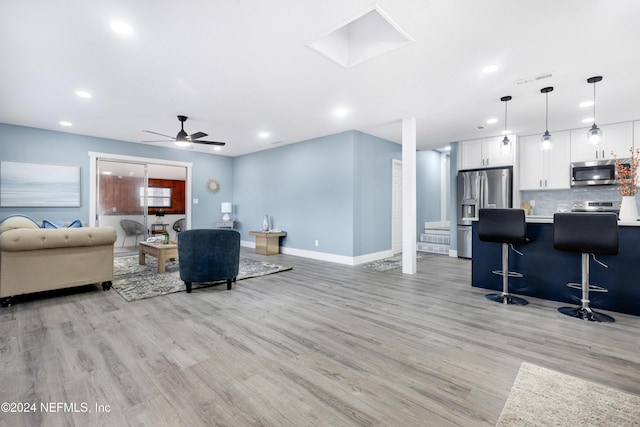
[240,240,395,266]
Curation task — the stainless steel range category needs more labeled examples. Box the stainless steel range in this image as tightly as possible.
[571,200,621,214]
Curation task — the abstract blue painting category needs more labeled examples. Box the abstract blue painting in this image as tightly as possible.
[0,161,80,207]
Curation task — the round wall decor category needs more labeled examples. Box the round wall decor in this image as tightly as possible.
[206,179,220,193]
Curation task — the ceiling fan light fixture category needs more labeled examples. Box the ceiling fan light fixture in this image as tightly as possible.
[586,76,603,146]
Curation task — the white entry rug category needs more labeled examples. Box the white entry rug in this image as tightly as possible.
[496,362,640,426]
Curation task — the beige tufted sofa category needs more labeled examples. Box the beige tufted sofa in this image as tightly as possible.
[0,215,117,306]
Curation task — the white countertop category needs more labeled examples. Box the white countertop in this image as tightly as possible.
[525,215,640,226]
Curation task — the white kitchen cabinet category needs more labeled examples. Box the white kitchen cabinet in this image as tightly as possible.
[460,135,514,170]
[570,121,634,162]
[519,131,571,190]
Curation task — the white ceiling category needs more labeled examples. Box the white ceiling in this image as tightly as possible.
[2,0,639,157]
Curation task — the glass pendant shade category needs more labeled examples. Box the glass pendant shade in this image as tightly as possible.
[500,95,512,154]
[588,123,602,145]
[541,131,552,150]
[540,86,553,151]
[586,76,603,146]
[501,135,510,153]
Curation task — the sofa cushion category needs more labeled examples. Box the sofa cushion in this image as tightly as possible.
[0,215,41,234]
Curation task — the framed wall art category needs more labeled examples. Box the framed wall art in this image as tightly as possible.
[0,161,81,207]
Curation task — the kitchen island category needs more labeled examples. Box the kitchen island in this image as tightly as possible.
[471,217,640,316]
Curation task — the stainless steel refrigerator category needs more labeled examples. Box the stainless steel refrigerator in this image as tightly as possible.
[457,167,512,258]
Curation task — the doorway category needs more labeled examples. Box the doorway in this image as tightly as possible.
[89,152,192,255]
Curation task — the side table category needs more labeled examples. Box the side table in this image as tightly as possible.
[249,231,286,255]
[216,220,236,229]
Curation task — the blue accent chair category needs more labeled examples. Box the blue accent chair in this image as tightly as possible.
[177,229,241,293]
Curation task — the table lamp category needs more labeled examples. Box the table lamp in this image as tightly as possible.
[221,202,232,221]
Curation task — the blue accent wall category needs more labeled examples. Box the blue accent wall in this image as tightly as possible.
[233,130,401,257]
[0,123,234,229]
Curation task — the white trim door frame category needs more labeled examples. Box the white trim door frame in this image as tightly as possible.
[88,151,193,230]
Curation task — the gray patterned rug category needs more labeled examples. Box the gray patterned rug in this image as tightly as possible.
[112,256,292,302]
[496,362,640,426]
[360,253,429,272]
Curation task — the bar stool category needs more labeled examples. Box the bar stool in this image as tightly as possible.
[553,212,618,323]
[478,208,529,305]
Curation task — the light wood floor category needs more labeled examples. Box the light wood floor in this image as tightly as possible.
[2,249,639,426]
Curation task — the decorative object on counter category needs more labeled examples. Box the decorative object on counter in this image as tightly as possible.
[586,76,603,145]
[540,86,553,150]
[221,202,233,221]
[613,146,639,222]
[519,200,532,215]
[500,95,512,153]
[162,230,170,244]
[262,214,270,232]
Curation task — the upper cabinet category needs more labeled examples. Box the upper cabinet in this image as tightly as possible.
[460,135,514,170]
[519,131,571,190]
[570,121,634,162]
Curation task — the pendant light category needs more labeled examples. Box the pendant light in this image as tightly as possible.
[501,96,512,153]
[587,76,603,145]
[540,87,553,150]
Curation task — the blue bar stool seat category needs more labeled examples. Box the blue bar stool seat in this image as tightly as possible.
[553,212,618,322]
[478,208,529,305]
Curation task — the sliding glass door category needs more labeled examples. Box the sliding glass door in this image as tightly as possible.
[97,160,149,252]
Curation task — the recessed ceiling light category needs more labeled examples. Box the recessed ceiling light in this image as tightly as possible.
[482,65,499,73]
[582,117,595,123]
[110,21,133,36]
[102,171,112,175]
[75,90,92,99]
[579,101,594,108]
[334,107,350,118]
[213,146,222,151]
[486,118,498,124]
[258,131,270,139]
[59,121,72,127]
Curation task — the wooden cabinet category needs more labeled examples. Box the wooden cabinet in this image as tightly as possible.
[519,131,571,190]
[570,121,634,162]
[460,135,514,170]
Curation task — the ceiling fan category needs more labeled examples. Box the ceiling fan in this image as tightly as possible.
[142,115,226,147]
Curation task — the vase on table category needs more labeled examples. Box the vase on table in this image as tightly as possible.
[262,215,270,232]
[619,195,638,222]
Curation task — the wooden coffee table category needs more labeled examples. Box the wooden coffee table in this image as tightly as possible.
[139,241,178,274]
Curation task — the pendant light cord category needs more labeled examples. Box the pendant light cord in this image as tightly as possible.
[545,92,549,131]
[593,81,597,124]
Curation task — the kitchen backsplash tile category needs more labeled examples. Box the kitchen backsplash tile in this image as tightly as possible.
[520,187,638,216]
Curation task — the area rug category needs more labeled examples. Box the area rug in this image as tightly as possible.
[112,256,292,302]
[496,362,640,426]
[360,253,429,272]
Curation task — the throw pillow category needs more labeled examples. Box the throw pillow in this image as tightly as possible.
[42,219,60,229]
[67,219,83,228]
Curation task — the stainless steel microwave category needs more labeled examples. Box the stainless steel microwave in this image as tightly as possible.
[570,158,629,187]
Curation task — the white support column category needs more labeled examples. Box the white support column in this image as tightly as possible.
[402,117,417,274]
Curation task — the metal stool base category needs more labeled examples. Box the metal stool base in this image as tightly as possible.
[558,306,614,323]
[485,293,528,305]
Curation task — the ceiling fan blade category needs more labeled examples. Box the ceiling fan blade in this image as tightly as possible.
[141,139,173,143]
[192,140,226,146]
[189,131,208,140]
[142,130,176,139]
